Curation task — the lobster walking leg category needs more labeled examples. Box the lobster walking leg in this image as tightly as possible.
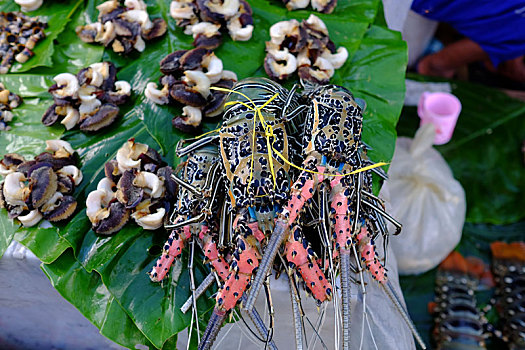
[149,218,191,282]
[330,177,356,350]
[200,217,263,350]
[245,161,325,311]
[285,225,332,303]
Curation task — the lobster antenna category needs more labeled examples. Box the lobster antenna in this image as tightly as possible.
[382,282,427,349]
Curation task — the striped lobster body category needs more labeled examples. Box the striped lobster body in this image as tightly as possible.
[491,242,525,349]
[219,78,295,232]
[430,252,487,350]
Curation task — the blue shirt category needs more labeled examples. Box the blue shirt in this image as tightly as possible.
[411,0,525,67]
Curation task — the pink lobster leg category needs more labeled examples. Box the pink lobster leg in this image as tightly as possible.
[331,185,353,254]
[200,221,265,350]
[216,235,261,310]
[201,233,230,281]
[285,226,332,303]
[149,216,192,282]
[244,158,326,311]
[356,224,386,282]
[282,159,325,225]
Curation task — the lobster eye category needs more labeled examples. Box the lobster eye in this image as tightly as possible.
[355,98,366,112]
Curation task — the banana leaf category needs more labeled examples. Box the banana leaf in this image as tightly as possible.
[0,0,408,348]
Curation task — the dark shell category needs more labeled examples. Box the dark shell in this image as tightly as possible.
[104,90,129,105]
[316,0,337,14]
[142,18,167,41]
[193,34,222,50]
[57,174,75,194]
[297,65,330,85]
[1,153,25,168]
[138,147,163,171]
[116,170,143,209]
[113,18,139,37]
[79,103,120,132]
[104,160,120,183]
[196,0,225,23]
[203,79,235,117]
[159,50,186,76]
[16,160,37,176]
[170,84,207,107]
[77,67,93,86]
[27,161,54,178]
[42,104,61,126]
[99,7,125,23]
[172,116,201,134]
[34,152,75,170]
[180,47,209,71]
[157,166,177,201]
[238,12,253,27]
[326,39,337,54]
[263,56,290,81]
[101,62,117,91]
[94,201,130,235]
[239,0,253,15]
[0,182,5,209]
[112,37,135,54]
[44,195,77,222]
[76,25,97,43]
[8,91,22,108]
[48,85,76,105]
[280,25,307,53]
[29,166,58,209]
[159,74,179,88]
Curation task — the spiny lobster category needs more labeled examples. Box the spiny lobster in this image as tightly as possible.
[148,144,276,347]
[243,83,425,349]
[150,78,425,350]
[429,251,490,350]
[193,78,336,350]
[148,145,228,284]
[490,242,525,349]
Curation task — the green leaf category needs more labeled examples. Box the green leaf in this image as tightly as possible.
[0,209,18,258]
[41,250,155,349]
[397,75,525,224]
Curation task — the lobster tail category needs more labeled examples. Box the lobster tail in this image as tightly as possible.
[432,251,487,350]
[491,241,525,261]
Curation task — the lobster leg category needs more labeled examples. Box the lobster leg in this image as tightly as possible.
[285,225,332,303]
[245,158,324,311]
[201,230,230,281]
[149,216,192,282]
[199,217,263,350]
[330,176,355,350]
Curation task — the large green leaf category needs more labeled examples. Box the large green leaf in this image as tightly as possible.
[0,0,408,348]
[397,75,525,224]
[41,250,155,349]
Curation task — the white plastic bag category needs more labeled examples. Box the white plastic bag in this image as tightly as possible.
[380,123,466,275]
